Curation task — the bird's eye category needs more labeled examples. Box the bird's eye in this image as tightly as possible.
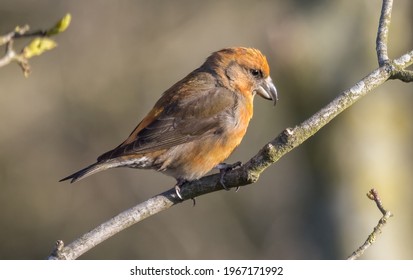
[250,69,262,78]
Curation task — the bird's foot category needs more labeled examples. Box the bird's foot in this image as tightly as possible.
[175,184,184,200]
[174,179,196,206]
[216,161,242,191]
[174,178,187,200]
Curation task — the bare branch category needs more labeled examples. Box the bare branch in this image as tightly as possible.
[376,0,413,83]
[390,50,413,82]
[0,25,30,46]
[347,189,393,260]
[0,41,17,68]
[0,26,30,71]
[376,0,393,66]
[0,26,35,75]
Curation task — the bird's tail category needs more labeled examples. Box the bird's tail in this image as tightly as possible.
[59,161,121,183]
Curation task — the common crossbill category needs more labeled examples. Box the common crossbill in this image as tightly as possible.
[61,47,278,198]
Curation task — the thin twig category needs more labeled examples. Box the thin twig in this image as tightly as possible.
[347,189,393,260]
[0,26,40,75]
[13,30,48,39]
[0,26,31,70]
[0,14,70,76]
[0,41,17,68]
[0,25,30,46]
[376,0,393,66]
[368,188,387,215]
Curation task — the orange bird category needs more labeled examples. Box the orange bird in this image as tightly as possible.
[60,47,278,198]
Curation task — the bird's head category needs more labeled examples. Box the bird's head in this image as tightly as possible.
[205,47,278,105]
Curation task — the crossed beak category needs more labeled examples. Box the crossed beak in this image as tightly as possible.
[255,76,278,105]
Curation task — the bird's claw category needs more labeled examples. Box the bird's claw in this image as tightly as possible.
[175,179,196,206]
[216,161,242,191]
[174,178,186,200]
[175,184,183,200]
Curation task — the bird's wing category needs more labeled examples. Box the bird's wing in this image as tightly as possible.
[97,86,237,161]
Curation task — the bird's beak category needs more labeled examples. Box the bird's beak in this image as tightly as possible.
[255,76,278,105]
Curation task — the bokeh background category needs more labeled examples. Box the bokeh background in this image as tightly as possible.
[1,0,412,259]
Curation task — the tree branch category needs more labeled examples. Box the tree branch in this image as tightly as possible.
[376,0,393,65]
[48,0,411,259]
[376,0,413,82]
[347,189,393,260]
[0,14,71,77]
[0,26,29,71]
[390,51,413,82]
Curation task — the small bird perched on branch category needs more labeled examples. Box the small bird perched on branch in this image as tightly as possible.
[60,47,278,198]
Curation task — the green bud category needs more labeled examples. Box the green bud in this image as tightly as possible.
[47,13,71,36]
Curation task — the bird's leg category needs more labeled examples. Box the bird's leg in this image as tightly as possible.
[174,178,196,206]
[216,161,242,191]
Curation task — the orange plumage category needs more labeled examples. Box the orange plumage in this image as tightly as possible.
[60,47,278,196]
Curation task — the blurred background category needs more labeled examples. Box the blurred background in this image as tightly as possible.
[0,0,412,260]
